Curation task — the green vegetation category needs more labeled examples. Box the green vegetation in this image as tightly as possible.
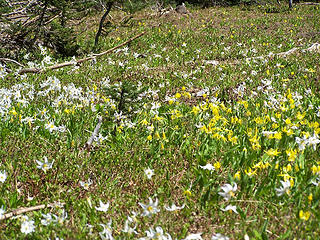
[0,3,320,239]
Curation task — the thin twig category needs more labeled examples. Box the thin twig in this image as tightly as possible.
[18,31,146,74]
[85,116,103,150]
[266,229,280,238]
[21,15,40,28]
[3,9,26,17]
[0,202,65,221]
[44,13,62,25]
[232,199,278,206]
[0,58,24,67]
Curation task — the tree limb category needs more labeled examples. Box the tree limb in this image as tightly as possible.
[0,58,24,67]
[17,31,146,74]
[297,2,320,5]
[0,202,65,221]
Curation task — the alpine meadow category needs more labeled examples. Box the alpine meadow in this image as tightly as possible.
[0,0,320,239]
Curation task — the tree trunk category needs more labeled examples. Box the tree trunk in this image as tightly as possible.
[94,1,114,47]
[289,0,293,8]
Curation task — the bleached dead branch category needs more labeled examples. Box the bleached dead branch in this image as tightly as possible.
[18,31,146,74]
[0,202,65,221]
[204,43,320,66]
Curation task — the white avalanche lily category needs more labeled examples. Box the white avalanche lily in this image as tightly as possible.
[218,182,237,201]
[99,220,114,240]
[0,170,7,183]
[80,178,93,190]
[164,203,185,211]
[307,133,320,150]
[199,163,215,171]
[95,200,110,212]
[36,156,54,173]
[139,197,160,217]
[41,213,53,226]
[275,180,291,196]
[311,177,320,186]
[20,219,35,234]
[221,204,238,214]
[144,168,154,179]
[122,219,138,235]
[139,227,172,240]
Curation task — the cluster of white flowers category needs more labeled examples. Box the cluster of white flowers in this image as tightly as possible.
[45,121,66,133]
[41,209,68,226]
[295,133,320,151]
[99,220,114,240]
[0,63,8,79]
[20,216,36,234]
[122,211,138,235]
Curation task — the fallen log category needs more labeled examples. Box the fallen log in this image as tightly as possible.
[18,31,146,75]
[203,43,320,66]
[297,2,320,5]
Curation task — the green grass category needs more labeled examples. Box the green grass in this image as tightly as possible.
[0,3,320,239]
